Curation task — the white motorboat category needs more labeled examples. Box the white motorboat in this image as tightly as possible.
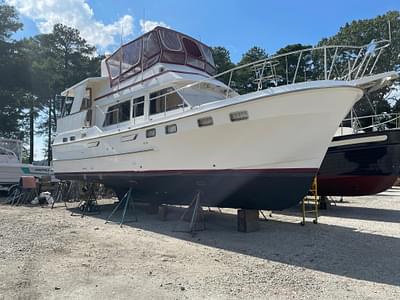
[52,27,383,210]
[0,139,53,193]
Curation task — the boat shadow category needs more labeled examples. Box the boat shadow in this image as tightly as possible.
[66,201,400,287]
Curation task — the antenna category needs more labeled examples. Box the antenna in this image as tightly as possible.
[118,22,124,91]
[120,22,124,46]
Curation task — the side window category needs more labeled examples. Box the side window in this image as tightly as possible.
[121,39,142,74]
[182,37,205,69]
[149,87,186,115]
[107,48,122,79]
[103,100,131,126]
[132,96,145,118]
[182,38,202,58]
[80,88,92,111]
[59,95,74,117]
[146,128,156,138]
[143,32,161,69]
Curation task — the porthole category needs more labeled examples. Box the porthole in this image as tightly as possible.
[230,111,249,122]
[165,124,177,134]
[146,128,156,138]
[198,116,213,127]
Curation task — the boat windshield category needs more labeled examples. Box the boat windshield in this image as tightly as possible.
[0,139,22,162]
[179,85,226,106]
[56,95,75,117]
[106,27,216,86]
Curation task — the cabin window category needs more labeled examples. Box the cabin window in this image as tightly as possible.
[59,95,74,117]
[182,38,205,69]
[80,88,92,111]
[143,32,161,69]
[200,44,215,67]
[230,110,249,122]
[121,39,142,74]
[149,87,186,115]
[62,138,68,143]
[182,38,202,58]
[70,136,76,141]
[159,28,182,51]
[198,116,213,127]
[107,48,122,78]
[165,124,177,134]
[103,100,131,126]
[146,128,156,138]
[132,96,145,118]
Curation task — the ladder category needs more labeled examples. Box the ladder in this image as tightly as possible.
[301,177,318,225]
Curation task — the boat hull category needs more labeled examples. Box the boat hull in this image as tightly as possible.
[57,168,316,210]
[0,164,52,185]
[317,129,400,196]
[54,84,363,210]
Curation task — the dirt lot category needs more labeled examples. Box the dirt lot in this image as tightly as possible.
[1,187,400,300]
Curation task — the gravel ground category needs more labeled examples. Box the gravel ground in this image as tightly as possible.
[0,187,400,299]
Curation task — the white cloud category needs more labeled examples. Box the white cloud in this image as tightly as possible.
[139,19,170,33]
[6,0,134,50]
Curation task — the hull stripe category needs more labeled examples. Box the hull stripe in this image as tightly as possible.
[56,168,318,176]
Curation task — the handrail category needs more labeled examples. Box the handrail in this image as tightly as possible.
[342,112,400,133]
[147,39,392,108]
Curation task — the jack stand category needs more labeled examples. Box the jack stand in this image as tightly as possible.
[260,210,269,221]
[105,188,138,227]
[71,183,100,218]
[174,190,205,234]
[51,181,69,209]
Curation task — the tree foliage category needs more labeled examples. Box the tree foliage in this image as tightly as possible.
[235,46,268,93]
[211,46,235,84]
[22,24,101,161]
[318,10,400,117]
[0,3,29,139]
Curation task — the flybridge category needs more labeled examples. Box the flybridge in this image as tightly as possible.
[104,26,216,86]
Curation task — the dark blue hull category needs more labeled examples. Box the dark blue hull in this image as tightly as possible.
[56,169,317,210]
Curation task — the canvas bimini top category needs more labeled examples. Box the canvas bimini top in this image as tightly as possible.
[105,26,216,87]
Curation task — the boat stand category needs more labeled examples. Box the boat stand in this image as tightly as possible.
[300,177,319,225]
[51,181,70,209]
[105,188,138,227]
[174,190,206,234]
[260,210,272,222]
[71,183,100,218]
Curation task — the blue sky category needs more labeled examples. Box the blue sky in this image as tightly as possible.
[6,0,400,160]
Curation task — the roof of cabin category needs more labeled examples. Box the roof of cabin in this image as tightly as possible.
[105,26,216,86]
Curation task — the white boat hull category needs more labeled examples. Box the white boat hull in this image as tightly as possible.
[53,84,363,209]
[0,163,52,185]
